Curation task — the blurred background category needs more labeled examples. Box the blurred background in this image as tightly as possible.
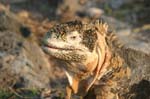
[0,0,150,99]
[0,0,150,41]
[0,0,150,50]
[1,0,149,24]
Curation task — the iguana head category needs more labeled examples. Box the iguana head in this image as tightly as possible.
[43,20,99,61]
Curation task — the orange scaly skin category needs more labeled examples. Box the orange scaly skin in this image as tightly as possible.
[42,20,129,99]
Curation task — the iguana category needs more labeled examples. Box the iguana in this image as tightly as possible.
[42,20,150,99]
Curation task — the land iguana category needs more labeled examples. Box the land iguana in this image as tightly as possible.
[42,20,150,99]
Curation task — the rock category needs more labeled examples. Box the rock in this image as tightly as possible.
[100,0,149,9]
[0,4,22,32]
[0,31,51,89]
[101,15,150,53]
[56,0,83,15]
[125,80,150,99]
[104,0,131,9]
[84,7,104,18]
[0,4,51,89]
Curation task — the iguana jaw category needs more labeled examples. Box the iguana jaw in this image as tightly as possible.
[42,43,90,62]
[44,44,75,51]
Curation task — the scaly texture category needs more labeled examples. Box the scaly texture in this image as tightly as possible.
[42,20,112,99]
[42,20,150,99]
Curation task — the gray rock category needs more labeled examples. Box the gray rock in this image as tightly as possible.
[84,7,104,18]
[0,31,51,89]
[101,15,150,53]
[0,6,52,89]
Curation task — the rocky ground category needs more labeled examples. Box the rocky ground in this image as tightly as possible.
[0,0,149,99]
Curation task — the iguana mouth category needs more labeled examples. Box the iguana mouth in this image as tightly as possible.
[43,44,82,51]
[45,45,74,51]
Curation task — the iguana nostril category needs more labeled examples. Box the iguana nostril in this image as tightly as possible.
[70,36,77,40]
